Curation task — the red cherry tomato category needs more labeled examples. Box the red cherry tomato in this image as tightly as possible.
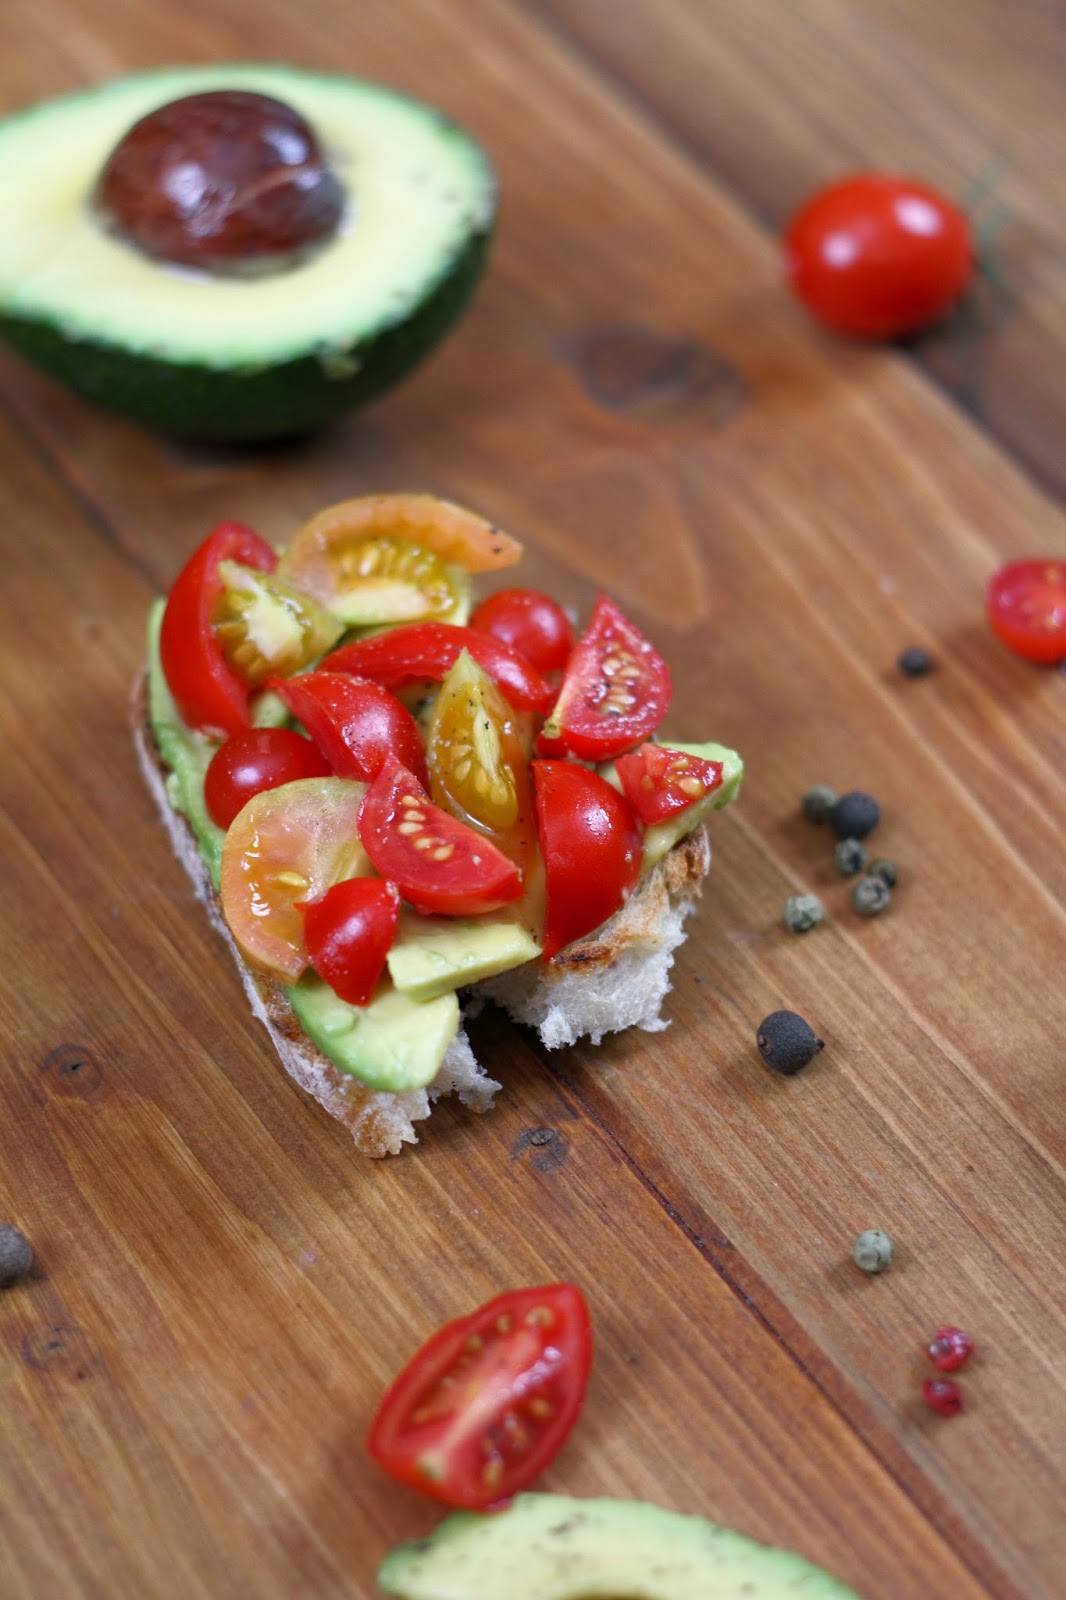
[533,761,642,958]
[159,522,277,736]
[358,754,523,917]
[269,671,429,788]
[986,558,1066,664]
[368,1283,592,1510]
[321,622,555,716]
[544,595,671,762]
[784,174,973,339]
[614,743,723,827]
[297,878,400,1005]
[203,727,332,829]
[470,587,575,675]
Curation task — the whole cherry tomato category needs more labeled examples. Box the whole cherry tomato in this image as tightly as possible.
[986,558,1066,664]
[784,174,973,339]
[203,727,331,830]
[470,587,575,675]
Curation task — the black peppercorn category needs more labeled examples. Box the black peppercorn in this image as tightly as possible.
[0,1224,33,1287]
[828,790,881,840]
[898,647,934,678]
[756,1010,824,1075]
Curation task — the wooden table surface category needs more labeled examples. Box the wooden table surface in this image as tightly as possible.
[1,3,1063,1596]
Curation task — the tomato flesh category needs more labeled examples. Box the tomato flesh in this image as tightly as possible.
[297,878,399,1005]
[212,561,343,686]
[544,594,671,761]
[368,1283,592,1510]
[785,173,973,339]
[203,727,331,830]
[986,558,1066,664]
[533,761,642,958]
[219,777,370,981]
[322,622,555,715]
[270,670,429,788]
[159,522,277,736]
[358,755,523,917]
[470,587,575,675]
[614,742,723,827]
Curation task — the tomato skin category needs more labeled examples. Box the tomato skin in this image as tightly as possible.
[203,728,332,829]
[358,754,523,917]
[368,1283,593,1510]
[545,595,671,761]
[269,671,429,788]
[986,558,1066,664]
[533,761,642,959]
[159,522,278,736]
[321,622,555,716]
[615,743,723,827]
[297,878,400,1005]
[785,174,973,339]
[470,587,575,675]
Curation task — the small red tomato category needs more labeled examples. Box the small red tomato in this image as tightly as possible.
[544,595,671,762]
[985,558,1066,664]
[297,878,400,1005]
[368,1283,593,1510]
[269,670,429,787]
[784,174,973,339]
[470,587,575,675]
[614,743,723,827]
[533,760,642,959]
[927,1327,974,1374]
[358,754,523,917]
[203,727,331,829]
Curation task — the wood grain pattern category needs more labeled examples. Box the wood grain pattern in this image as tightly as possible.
[0,0,1063,1596]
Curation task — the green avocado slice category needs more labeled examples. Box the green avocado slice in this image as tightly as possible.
[377,1493,862,1599]
[0,65,494,440]
[285,974,459,1094]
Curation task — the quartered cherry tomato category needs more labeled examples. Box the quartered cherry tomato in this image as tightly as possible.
[297,878,400,1006]
[203,727,331,830]
[533,761,642,959]
[368,1283,593,1510]
[212,561,343,686]
[159,522,277,736]
[358,755,523,917]
[784,174,973,339]
[470,587,575,675]
[986,558,1066,664]
[269,671,429,787]
[219,777,371,981]
[614,742,723,827]
[322,622,555,716]
[543,595,671,761]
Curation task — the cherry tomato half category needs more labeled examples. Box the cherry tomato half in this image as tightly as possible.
[470,587,575,675]
[159,522,277,736]
[322,622,555,716]
[297,878,400,1006]
[269,671,429,788]
[358,754,523,917]
[784,174,973,339]
[614,742,723,827]
[986,558,1066,664]
[533,761,642,959]
[203,727,332,830]
[368,1283,593,1510]
[543,595,671,761]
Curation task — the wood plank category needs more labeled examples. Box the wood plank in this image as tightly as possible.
[0,0,1063,1594]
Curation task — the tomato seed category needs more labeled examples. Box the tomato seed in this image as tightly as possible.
[528,1397,552,1418]
[432,845,454,861]
[397,819,422,835]
[482,1457,504,1489]
[273,870,309,890]
[496,1315,512,1334]
[466,1334,482,1352]
[525,1306,554,1328]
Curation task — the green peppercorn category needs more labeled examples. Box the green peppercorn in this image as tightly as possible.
[868,858,899,889]
[782,892,823,933]
[852,875,892,916]
[853,1229,893,1273]
[833,837,867,877]
[0,1224,33,1287]
[801,784,837,824]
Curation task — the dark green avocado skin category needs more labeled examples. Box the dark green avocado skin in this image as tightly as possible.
[0,227,490,442]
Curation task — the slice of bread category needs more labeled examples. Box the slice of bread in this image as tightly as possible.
[131,675,710,1155]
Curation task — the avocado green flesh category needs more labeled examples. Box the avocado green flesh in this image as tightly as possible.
[387,910,541,1002]
[286,973,459,1093]
[600,739,744,871]
[0,65,494,440]
[377,1494,862,1600]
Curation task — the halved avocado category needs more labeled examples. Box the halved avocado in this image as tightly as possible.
[0,64,494,440]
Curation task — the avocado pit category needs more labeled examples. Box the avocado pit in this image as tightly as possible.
[94,88,345,274]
